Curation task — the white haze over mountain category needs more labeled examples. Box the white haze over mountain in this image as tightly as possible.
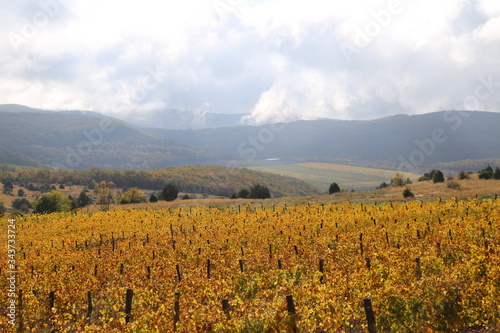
[1,0,499,125]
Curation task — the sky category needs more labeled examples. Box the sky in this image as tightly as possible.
[1,0,499,124]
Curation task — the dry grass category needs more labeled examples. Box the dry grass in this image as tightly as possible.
[2,174,499,214]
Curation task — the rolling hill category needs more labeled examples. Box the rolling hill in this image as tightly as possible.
[0,106,215,170]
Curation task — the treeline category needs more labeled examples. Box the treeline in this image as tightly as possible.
[0,164,322,198]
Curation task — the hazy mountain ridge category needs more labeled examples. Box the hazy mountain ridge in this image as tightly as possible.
[1,105,499,174]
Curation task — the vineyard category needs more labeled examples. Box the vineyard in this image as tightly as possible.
[1,198,500,332]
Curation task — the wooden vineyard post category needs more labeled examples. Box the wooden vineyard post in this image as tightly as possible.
[319,258,325,283]
[278,259,283,270]
[176,264,182,283]
[364,297,377,333]
[239,259,245,273]
[365,257,371,270]
[207,259,211,279]
[49,290,55,311]
[125,288,134,323]
[286,295,297,333]
[174,292,180,331]
[222,299,231,316]
[86,291,93,323]
[415,258,422,280]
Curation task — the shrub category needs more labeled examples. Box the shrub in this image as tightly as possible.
[237,188,250,199]
[329,182,341,194]
[162,183,179,201]
[493,167,500,180]
[12,198,32,213]
[403,188,414,198]
[432,170,445,183]
[391,173,406,187]
[249,185,271,199]
[149,194,158,203]
[447,179,461,190]
[457,170,469,180]
[33,190,74,214]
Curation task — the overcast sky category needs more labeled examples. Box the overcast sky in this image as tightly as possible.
[1,0,499,124]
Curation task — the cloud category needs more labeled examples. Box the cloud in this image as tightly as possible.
[0,0,499,124]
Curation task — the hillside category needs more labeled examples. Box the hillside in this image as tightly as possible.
[146,111,500,172]
[0,107,214,169]
[0,164,322,199]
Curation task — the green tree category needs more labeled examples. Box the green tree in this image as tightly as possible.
[76,191,92,208]
[329,182,341,194]
[403,187,414,198]
[33,190,73,214]
[249,184,271,199]
[237,188,250,199]
[162,183,179,201]
[12,198,32,213]
[18,189,25,197]
[149,194,158,203]
[493,167,500,180]
[3,181,13,194]
[478,165,493,179]
[432,170,445,183]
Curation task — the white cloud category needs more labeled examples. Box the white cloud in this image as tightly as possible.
[0,0,499,123]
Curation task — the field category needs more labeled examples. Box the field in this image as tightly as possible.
[1,198,499,332]
[245,162,420,190]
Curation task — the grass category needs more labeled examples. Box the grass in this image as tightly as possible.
[246,162,420,191]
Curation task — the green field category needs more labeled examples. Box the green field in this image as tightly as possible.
[244,161,420,191]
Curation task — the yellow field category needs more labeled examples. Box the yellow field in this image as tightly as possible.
[1,198,499,332]
[247,162,420,190]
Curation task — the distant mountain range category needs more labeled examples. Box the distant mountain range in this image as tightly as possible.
[1,104,499,173]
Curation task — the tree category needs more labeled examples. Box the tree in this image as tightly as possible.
[432,170,444,183]
[119,187,147,204]
[3,181,14,194]
[18,189,25,197]
[12,198,32,213]
[149,194,158,203]
[249,184,271,199]
[403,187,414,198]
[377,182,389,189]
[97,181,115,211]
[457,170,470,180]
[162,183,179,201]
[478,165,493,179]
[329,182,341,194]
[419,169,442,182]
[76,191,92,208]
[236,188,250,199]
[493,167,500,180]
[33,190,73,214]
[391,173,406,187]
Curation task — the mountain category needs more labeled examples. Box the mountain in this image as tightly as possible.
[0,105,214,169]
[2,105,499,175]
[143,111,500,172]
[123,109,249,130]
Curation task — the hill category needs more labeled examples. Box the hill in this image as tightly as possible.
[0,106,214,169]
[146,111,500,172]
[0,164,322,199]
